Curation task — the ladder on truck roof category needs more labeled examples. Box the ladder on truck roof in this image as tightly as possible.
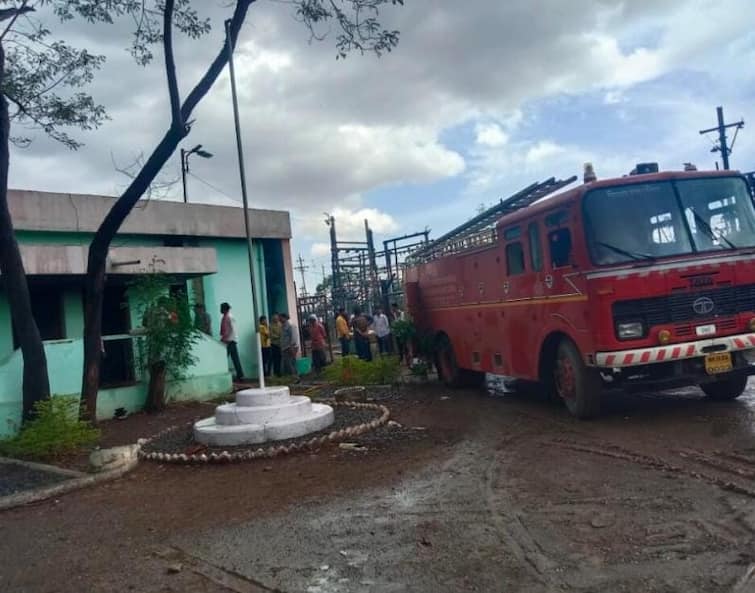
[408,175,578,264]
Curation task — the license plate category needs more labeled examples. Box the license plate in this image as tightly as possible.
[705,352,733,375]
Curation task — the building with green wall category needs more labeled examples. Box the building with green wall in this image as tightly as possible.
[0,190,297,437]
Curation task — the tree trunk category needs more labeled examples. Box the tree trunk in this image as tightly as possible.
[80,131,183,421]
[146,361,167,412]
[80,255,106,421]
[0,43,50,420]
[79,0,255,421]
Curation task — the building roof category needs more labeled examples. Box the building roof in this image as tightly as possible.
[8,189,292,240]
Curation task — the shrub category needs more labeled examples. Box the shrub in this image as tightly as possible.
[391,318,416,342]
[323,355,400,386]
[0,396,100,460]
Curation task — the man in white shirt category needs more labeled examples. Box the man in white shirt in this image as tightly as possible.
[220,302,244,381]
[373,307,392,355]
[279,312,300,379]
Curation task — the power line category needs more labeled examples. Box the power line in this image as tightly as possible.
[186,171,239,203]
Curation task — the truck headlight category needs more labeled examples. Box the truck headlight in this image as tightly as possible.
[617,321,644,340]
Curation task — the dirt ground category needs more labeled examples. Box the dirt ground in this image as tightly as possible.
[1,381,754,593]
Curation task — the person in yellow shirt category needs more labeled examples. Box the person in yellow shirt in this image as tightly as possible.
[335,307,351,356]
[258,316,272,377]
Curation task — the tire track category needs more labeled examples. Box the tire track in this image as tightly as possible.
[547,437,755,499]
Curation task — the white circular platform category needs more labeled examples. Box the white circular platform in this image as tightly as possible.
[193,386,334,447]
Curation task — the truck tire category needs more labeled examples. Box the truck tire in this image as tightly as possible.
[554,339,602,419]
[433,335,484,388]
[435,335,463,387]
[700,373,748,400]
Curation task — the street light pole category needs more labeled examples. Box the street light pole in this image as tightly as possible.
[180,148,188,203]
[180,144,213,203]
[225,19,265,389]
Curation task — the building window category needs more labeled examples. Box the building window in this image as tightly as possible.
[506,242,525,275]
[100,285,135,388]
[13,285,64,347]
[528,223,543,272]
[549,228,573,268]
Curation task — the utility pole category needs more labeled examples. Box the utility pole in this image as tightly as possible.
[294,254,309,296]
[225,19,264,388]
[699,106,744,170]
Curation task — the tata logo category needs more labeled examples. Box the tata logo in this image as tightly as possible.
[692,296,715,316]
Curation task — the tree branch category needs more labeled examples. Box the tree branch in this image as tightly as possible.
[90,0,257,257]
[162,0,181,128]
[181,0,256,118]
[0,1,33,43]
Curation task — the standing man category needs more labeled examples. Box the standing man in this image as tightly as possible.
[279,312,300,379]
[335,307,351,356]
[351,307,372,362]
[391,302,406,363]
[373,307,392,355]
[259,315,272,377]
[270,312,282,376]
[220,302,244,381]
[193,303,212,335]
[307,314,328,374]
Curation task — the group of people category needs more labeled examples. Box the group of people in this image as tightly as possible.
[194,302,300,382]
[194,300,408,382]
[257,312,300,379]
[335,303,405,362]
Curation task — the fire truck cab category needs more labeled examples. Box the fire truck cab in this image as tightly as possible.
[404,166,755,418]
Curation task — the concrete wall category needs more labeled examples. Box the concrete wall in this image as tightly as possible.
[0,334,232,438]
[8,244,217,276]
[199,238,264,380]
[9,190,292,240]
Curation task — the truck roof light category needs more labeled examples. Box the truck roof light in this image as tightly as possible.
[630,162,659,175]
[583,162,597,183]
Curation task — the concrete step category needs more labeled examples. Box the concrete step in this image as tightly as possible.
[193,403,334,447]
[215,396,312,426]
[235,386,292,407]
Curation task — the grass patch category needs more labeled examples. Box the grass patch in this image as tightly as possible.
[323,355,400,386]
[0,396,100,460]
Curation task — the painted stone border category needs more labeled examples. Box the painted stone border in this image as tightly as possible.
[0,453,140,512]
[138,400,390,465]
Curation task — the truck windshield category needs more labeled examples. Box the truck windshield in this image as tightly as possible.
[584,177,755,265]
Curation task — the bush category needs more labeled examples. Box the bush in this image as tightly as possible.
[391,318,416,342]
[0,396,100,460]
[323,355,400,386]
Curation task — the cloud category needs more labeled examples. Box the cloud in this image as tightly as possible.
[310,242,331,257]
[475,123,508,147]
[526,141,567,165]
[6,0,755,260]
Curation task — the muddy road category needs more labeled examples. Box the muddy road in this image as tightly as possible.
[1,382,754,593]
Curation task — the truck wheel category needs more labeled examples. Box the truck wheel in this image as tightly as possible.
[434,335,463,387]
[700,374,748,400]
[554,339,602,419]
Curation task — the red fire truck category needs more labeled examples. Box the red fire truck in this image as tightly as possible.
[404,165,755,418]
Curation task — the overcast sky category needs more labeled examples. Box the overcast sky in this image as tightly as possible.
[8,0,755,291]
